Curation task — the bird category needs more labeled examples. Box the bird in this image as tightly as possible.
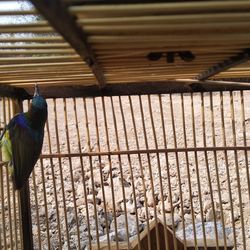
[0,84,47,190]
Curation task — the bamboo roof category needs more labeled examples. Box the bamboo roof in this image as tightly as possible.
[1,0,250,99]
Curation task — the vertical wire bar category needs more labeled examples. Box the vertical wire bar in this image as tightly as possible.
[73,98,92,248]
[110,96,130,249]
[128,96,151,250]
[0,98,8,249]
[11,99,20,250]
[15,100,24,250]
[180,93,198,249]
[101,96,120,250]
[17,188,23,250]
[12,177,18,249]
[159,95,177,250]
[138,95,161,250]
[40,159,51,249]
[4,98,14,250]
[6,99,14,250]
[83,97,101,249]
[240,91,250,200]
[0,98,7,250]
[230,91,246,249]
[8,99,18,249]
[12,190,18,250]
[0,211,1,249]
[5,98,13,250]
[190,93,207,249]
[63,98,81,248]
[220,92,237,248]
[148,95,170,250]
[31,170,42,250]
[92,97,111,249]
[39,159,51,249]
[45,120,62,246]
[118,96,142,250]
[209,92,227,249]
[8,99,18,250]
[169,94,187,249]
[201,92,220,250]
[0,98,2,250]
[53,98,70,248]
[0,101,2,250]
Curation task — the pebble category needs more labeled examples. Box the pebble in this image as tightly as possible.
[110,214,144,238]
[176,221,233,243]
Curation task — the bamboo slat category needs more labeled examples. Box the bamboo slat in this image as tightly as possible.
[88,33,250,43]
[0,43,70,49]
[70,1,250,16]
[0,36,64,43]
[0,49,75,55]
[83,22,250,36]
[0,9,37,15]
[77,12,250,25]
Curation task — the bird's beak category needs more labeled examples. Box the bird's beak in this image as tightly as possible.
[34,84,40,97]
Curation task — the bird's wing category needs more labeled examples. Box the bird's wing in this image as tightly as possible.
[9,118,43,190]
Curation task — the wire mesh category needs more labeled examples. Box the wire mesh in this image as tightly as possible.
[0,91,250,249]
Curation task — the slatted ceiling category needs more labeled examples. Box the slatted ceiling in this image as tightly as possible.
[0,43,69,49]
[64,0,250,87]
[76,12,250,25]
[0,80,94,87]
[0,2,97,90]
[0,55,81,62]
[6,79,96,87]
[0,62,84,70]
[96,48,243,57]
[0,1,250,95]
[69,1,250,16]
[99,51,245,81]
[82,22,250,36]
[0,21,53,33]
[98,53,242,63]
[0,49,75,55]
[0,36,64,42]
[0,9,37,15]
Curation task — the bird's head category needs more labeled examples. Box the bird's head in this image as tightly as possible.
[31,84,47,110]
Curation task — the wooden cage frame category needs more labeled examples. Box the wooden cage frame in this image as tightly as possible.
[0,1,250,250]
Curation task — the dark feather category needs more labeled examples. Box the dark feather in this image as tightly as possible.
[1,85,47,190]
[8,115,45,190]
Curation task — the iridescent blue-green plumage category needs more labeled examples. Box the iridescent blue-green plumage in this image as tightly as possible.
[0,85,47,190]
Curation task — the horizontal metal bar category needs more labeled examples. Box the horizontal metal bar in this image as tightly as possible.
[40,146,250,158]
[22,80,250,99]
[0,85,30,99]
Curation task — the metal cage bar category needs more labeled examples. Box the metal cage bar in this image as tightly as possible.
[0,91,249,249]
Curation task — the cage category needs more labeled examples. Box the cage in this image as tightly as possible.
[0,1,250,250]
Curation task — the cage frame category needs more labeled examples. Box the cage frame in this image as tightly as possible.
[0,1,250,249]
